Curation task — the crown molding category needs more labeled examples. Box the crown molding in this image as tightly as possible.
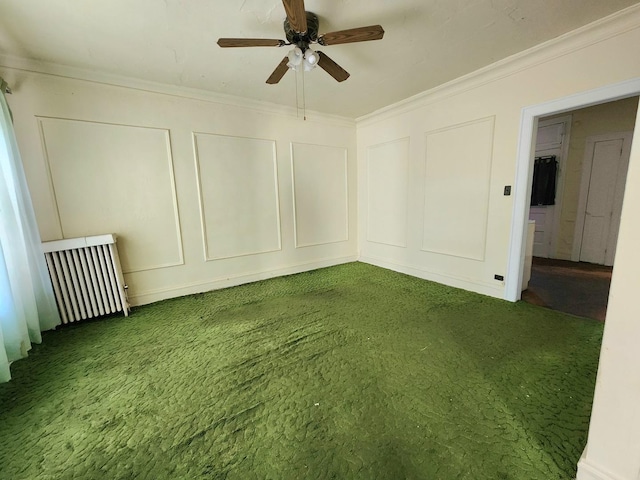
[0,54,355,128]
[356,3,640,126]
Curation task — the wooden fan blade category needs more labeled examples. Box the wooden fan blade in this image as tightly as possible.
[218,38,285,48]
[317,52,350,82]
[282,0,307,33]
[266,57,290,84]
[319,25,384,45]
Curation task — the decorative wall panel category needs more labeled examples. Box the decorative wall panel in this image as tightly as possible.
[291,143,348,247]
[366,138,410,247]
[422,117,494,260]
[194,133,281,260]
[39,118,183,273]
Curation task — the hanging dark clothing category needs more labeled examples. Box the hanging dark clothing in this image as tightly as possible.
[530,156,558,206]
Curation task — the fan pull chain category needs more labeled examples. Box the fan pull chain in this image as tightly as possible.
[294,68,307,121]
[295,68,300,118]
[302,67,307,121]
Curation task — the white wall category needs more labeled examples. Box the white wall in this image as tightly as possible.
[576,103,640,480]
[0,69,357,306]
[358,7,640,479]
[357,6,640,300]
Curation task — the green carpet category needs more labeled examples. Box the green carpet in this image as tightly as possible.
[0,262,603,479]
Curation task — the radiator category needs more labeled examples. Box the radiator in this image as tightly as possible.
[42,234,129,324]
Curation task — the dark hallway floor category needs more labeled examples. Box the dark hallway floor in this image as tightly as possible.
[521,257,613,321]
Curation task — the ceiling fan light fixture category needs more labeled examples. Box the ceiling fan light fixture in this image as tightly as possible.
[304,48,318,64]
[287,47,303,69]
[303,47,319,71]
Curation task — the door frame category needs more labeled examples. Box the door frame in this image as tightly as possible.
[572,131,634,264]
[505,78,640,301]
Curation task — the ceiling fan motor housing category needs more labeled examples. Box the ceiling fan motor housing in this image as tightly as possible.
[284,11,319,50]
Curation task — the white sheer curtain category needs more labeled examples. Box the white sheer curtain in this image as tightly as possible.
[0,79,60,382]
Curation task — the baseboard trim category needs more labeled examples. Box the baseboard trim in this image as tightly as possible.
[128,255,358,306]
[577,449,624,480]
[358,255,503,298]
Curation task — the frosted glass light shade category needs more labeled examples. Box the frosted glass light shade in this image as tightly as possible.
[287,47,303,69]
[302,48,319,72]
[304,48,319,65]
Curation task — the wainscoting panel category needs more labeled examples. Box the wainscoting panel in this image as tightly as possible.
[422,117,495,260]
[38,117,183,273]
[366,138,410,247]
[194,133,281,260]
[291,143,348,247]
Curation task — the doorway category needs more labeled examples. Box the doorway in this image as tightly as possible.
[505,78,640,303]
[520,99,637,320]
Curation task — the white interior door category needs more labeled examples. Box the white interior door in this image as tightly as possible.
[574,132,633,265]
[529,117,571,258]
[530,197,555,257]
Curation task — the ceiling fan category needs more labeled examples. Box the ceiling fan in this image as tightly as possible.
[217,0,384,84]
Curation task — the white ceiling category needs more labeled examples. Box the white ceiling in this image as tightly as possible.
[1,0,638,118]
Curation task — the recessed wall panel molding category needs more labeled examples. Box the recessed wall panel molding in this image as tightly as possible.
[366,138,410,247]
[291,143,348,247]
[38,117,184,274]
[422,117,495,260]
[194,133,281,260]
